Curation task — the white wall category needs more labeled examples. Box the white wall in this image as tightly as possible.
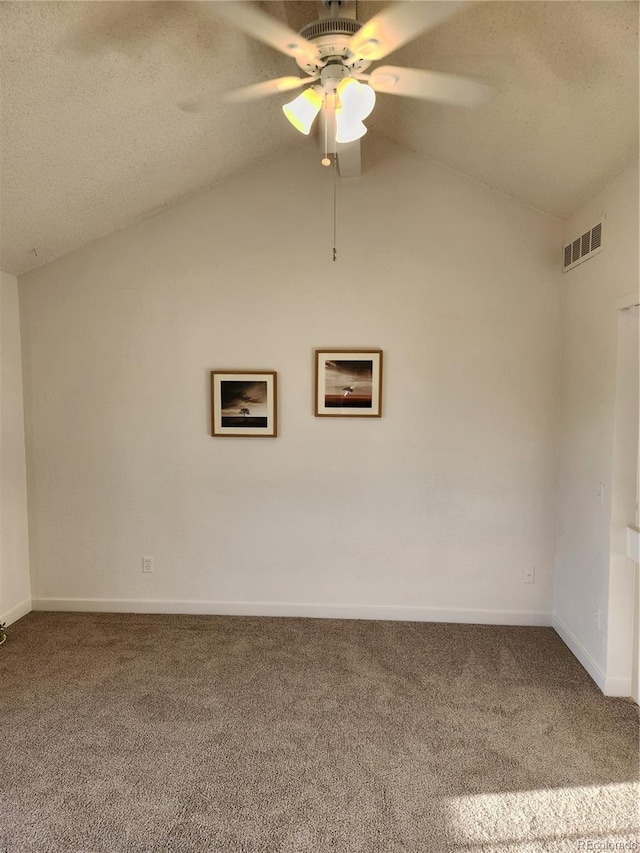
[613,306,639,702]
[553,162,640,696]
[0,270,31,624]
[19,137,562,623]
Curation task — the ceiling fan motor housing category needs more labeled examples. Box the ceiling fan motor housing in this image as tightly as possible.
[320,62,351,94]
[295,18,371,76]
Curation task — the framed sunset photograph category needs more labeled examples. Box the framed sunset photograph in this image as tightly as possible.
[315,350,383,417]
[211,371,278,437]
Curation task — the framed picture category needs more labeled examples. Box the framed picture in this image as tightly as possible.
[315,350,383,417]
[211,371,278,437]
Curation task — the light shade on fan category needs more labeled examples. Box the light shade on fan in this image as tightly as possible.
[282,87,323,135]
[337,78,376,119]
[335,78,376,143]
[335,110,367,143]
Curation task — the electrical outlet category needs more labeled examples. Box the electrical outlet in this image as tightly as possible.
[142,556,153,574]
[594,605,601,631]
[523,566,535,584]
[597,482,605,503]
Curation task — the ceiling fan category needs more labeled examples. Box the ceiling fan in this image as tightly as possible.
[212,0,494,175]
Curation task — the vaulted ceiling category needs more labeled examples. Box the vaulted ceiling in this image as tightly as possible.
[1,1,638,275]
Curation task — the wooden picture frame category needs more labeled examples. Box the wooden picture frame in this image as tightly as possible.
[314,350,383,417]
[211,371,278,437]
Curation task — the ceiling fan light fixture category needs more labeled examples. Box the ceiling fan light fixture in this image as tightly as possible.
[336,78,376,120]
[282,86,324,135]
[335,110,368,144]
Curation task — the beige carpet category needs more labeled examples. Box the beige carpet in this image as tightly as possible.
[1,612,638,852]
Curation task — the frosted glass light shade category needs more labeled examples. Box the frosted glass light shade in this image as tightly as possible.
[336,78,376,119]
[282,87,323,135]
[335,110,367,143]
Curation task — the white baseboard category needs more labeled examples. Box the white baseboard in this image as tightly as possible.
[31,597,552,626]
[602,676,634,697]
[552,612,631,697]
[0,597,32,627]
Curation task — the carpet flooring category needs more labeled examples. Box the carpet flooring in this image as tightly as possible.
[1,612,638,852]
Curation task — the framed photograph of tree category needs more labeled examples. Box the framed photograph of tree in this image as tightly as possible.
[211,371,278,437]
[314,350,383,417]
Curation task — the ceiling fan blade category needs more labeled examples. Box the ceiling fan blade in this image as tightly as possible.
[210,2,320,65]
[348,1,471,62]
[368,65,494,108]
[223,75,318,104]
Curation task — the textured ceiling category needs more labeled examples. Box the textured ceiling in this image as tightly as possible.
[1,1,638,275]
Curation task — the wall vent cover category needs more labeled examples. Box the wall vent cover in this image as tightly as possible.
[562,217,605,273]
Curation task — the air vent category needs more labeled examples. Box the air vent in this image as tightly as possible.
[562,217,605,273]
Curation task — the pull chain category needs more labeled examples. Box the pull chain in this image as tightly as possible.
[321,97,337,261]
[332,153,337,262]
